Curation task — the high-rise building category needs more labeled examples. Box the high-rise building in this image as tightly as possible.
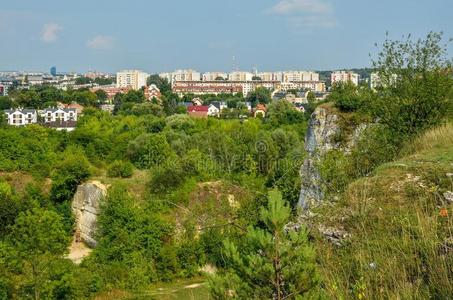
[228,71,253,81]
[116,70,149,90]
[50,66,57,76]
[202,72,228,81]
[172,69,201,82]
[282,71,319,82]
[331,71,359,86]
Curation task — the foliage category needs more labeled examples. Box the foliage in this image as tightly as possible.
[147,74,172,94]
[9,207,71,299]
[50,149,91,204]
[127,133,171,169]
[246,87,272,107]
[92,184,172,289]
[316,124,453,298]
[209,190,321,299]
[0,96,13,110]
[266,100,305,126]
[329,81,363,112]
[369,32,453,137]
[107,160,134,178]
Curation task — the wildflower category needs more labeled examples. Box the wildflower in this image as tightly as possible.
[439,208,448,217]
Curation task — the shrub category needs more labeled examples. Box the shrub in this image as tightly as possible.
[148,163,185,194]
[127,133,171,169]
[107,160,134,178]
[50,151,91,203]
[329,82,363,112]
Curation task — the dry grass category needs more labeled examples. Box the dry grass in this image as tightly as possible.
[315,122,453,299]
[92,169,149,202]
[404,122,453,154]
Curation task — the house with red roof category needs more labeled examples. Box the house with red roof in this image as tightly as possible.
[253,104,267,118]
[187,105,209,118]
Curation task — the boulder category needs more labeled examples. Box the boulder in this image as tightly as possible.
[71,181,108,247]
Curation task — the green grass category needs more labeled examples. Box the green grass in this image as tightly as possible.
[314,122,453,299]
[95,278,210,300]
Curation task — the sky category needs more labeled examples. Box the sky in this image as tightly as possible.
[0,0,452,73]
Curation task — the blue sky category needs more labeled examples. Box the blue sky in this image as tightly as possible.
[0,0,452,73]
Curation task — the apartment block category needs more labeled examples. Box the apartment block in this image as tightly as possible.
[331,71,359,86]
[116,70,149,90]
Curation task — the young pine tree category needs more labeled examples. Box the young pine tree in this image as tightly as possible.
[209,190,321,299]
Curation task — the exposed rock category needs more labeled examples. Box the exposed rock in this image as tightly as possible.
[284,211,351,247]
[444,191,453,204]
[317,225,351,247]
[72,181,108,247]
[440,236,453,255]
[298,106,366,208]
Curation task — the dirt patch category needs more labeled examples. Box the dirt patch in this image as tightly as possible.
[67,239,93,264]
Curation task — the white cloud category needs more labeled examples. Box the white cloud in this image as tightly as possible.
[268,0,336,28]
[41,23,63,42]
[269,0,332,15]
[86,35,114,50]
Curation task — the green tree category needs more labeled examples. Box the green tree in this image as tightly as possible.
[50,151,91,203]
[209,190,320,299]
[369,31,453,136]
[0,96,13,110]
[93,184,171,288]
[0,181,20,237]
[147,74,172,94]
[266,100,305,126]
[75,77,93,85]
[10,208,70,300]
[95,89,108,103]
[329,81,362,112]
[0,112,6,127]
[247,87,272,107]
[127,133,171,168]
[306,91,317,116]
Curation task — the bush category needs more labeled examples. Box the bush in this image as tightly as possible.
[127,133,171,169]
[50,151,91,203]
[107,161,134,178]
[148,163,185,194]
[329,82,363,112]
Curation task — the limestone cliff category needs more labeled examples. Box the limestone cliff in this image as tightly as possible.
[72,181,108,247]
[298,105,365,208]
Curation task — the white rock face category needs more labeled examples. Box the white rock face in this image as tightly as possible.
[72,181,108,247]
[298,106,366,208]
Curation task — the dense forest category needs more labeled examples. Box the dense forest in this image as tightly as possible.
[0,32,452,299]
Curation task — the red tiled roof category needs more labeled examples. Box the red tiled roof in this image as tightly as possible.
[255,104,267,111]
[187,105,209,112]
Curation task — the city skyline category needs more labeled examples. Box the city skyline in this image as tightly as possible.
[1,0,452,73]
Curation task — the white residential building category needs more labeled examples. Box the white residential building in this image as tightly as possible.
[282,71,320,82]
[171,69,201,82]
[41,108,77,123]
[202,72,228,81]
[3,109,37,126]
[116,70,149,90]
[257,72,284,82]
[331,71,359,86]
[228,71,253,82]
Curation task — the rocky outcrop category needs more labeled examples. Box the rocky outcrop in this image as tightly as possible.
[298,106,366,208]
[72,181,108,247]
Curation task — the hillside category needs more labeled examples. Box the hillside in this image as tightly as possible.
[312,122,453,299]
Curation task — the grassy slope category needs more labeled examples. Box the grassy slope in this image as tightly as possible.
[315,122,453,299]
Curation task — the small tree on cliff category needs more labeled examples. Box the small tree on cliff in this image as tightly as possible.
[209,190,321,299]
